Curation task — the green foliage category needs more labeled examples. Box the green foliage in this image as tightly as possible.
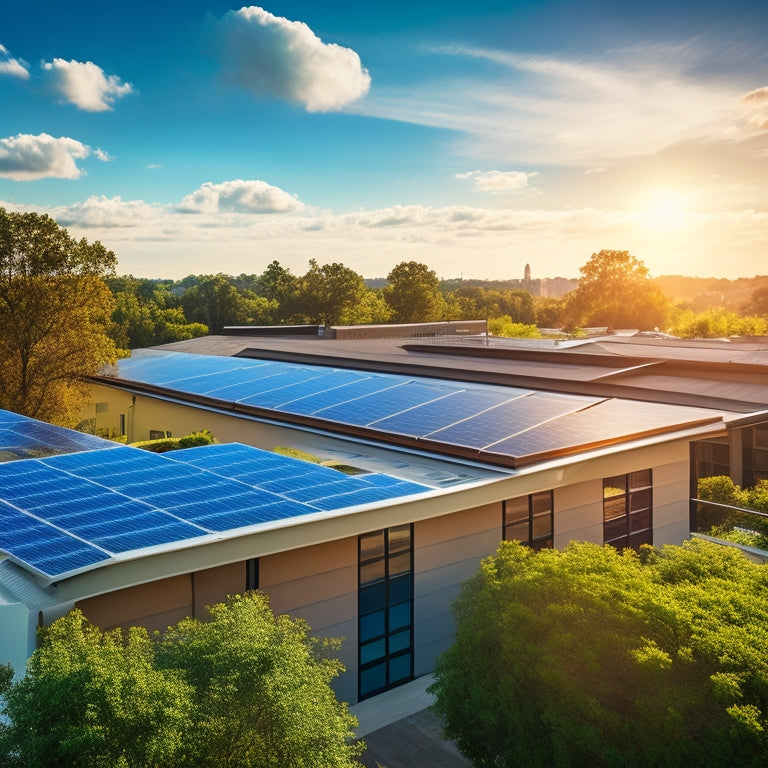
[697,476,768,548]
[0,593,363,768]
[488,316,542,338]
[130,429,216,453]
[566,249,670,330]
[273,445,323,463]
[668,308,768,338]
[0,208,117,425]
[430,539,768,768]
[383,261,445,323]
[295,259,370,326]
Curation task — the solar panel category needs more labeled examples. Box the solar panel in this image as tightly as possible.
[424,392,601,450]
[236,369,368,409]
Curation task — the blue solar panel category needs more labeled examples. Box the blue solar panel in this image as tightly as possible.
[314,380,460,427]
[237,369,368,409]
[424,392,599,449]
[0,500,108,578]
[274,376,406,416]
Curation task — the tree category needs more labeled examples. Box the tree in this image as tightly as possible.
[0,208,117,425]
[566,249,670,330]
[429,539,768,768]
[1,592,364,768]
[383,261,445,323]
[296,259,369,326]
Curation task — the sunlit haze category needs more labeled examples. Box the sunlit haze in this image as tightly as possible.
[1,1,767,280]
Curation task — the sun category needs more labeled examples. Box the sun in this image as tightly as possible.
[642,192,688,231]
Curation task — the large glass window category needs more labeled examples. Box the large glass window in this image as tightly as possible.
[503,490,553,550]
[358,524,413,699]
[603,470,652,549]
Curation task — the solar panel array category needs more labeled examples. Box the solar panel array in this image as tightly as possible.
[0,410,117,461]
[0,443,431,582]
[117,352,723,465]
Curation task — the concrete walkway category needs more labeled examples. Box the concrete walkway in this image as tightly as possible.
[350,676,472,768]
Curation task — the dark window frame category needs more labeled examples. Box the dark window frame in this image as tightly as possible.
[503,490,554,550]
[358,524,414,700]
[245,557,259,591]
[603,469,653,549]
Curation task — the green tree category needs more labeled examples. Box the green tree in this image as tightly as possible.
[566,249,670,330]
[430,539,768,768]
[383,261,445,323]
[296,259,369,326]
[1,592,364,768]
[0,208,117,425]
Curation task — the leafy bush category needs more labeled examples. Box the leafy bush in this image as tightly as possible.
[430,539,768,768]
[130,428,216,453]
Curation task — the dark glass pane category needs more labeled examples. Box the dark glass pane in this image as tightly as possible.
[630,469,652,490]
[755,424,768,449]
[606,534,630,549]
[630,508,652,533]
[504,521,529,543]
[388,524,411,554]
[389,601,411,631]
[532,512,552,539]
[630,530,653,548]
[360,582,387,614]
[603,496,627,522]
[389,629,411,654]
[360,638,386,665]
[388,652,412,684]
[530,491,553,516]
[504,496,529,524]
[604,475,626,498]
[629,488,652,513]
[360,558,385,586]
[359,610,385,642]
[389,573,412,604]
[360,663,387,696]
[388,550,411,577]
[604,516,628,542]
[360,530,385,561]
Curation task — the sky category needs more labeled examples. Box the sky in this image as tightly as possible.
[1,1,767,281]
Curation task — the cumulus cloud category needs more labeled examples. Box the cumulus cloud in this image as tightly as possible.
[741,86,768,131]
[456,170,538,193]
[0,133,107,180]
[52,195,163,228]
[41,58,133,111]
[176,179,305,214]
[0,43,29,79]
[213,5,370,112]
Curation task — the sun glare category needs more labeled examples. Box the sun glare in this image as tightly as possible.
[643,192,688,231]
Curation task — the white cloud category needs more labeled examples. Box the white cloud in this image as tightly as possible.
[52,195,164,228]
[0,43,29,79]
[177,179,305,214]
[0,133,100,180]
[456,170,538,193]
[213,6,370,112]
[41,58,133,111]
[740,86,768,132]
[359,41,746,167]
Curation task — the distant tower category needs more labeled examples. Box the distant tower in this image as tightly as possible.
[524,263,531,284]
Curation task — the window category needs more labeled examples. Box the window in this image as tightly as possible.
[358,524,413,699]
[119,414,126,436]
[149,429,171,440]
[503,490,553,550]
[245,558,259,591]
[603,469,652,549]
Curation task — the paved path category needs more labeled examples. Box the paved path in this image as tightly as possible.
[358,708,471,768]
[350,675,471,768]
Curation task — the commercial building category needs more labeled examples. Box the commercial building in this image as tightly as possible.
[2,331,767,703]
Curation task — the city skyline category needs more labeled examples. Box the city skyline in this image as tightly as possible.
[1,1,767,280]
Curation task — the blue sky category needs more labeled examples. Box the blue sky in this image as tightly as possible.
[1,1,767,280]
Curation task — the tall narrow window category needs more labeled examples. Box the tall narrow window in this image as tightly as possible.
[503,490,553,550]
[358,524,413,699]
[245,558,259,591]
[603,469,652,549]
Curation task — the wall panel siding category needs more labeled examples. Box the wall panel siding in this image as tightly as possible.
[413,503,500,676]
[651,458,691,546]
[193,562,245,618]
[553,480,604,547]
[77,574,192,633]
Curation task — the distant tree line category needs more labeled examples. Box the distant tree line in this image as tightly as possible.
[106,251,768,353]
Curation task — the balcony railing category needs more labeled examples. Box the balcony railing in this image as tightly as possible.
[691,497,768,560]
